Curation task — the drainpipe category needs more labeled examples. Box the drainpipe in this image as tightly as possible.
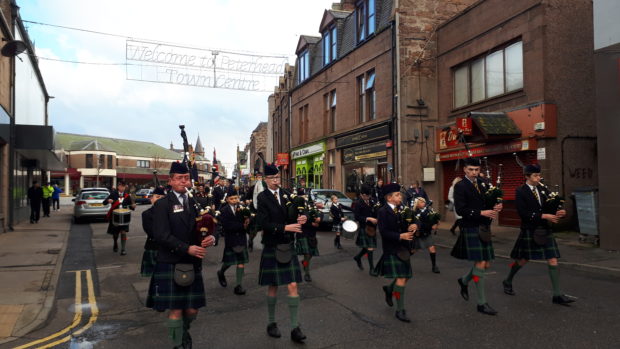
[7,1,17,230]
[394,1,402,182]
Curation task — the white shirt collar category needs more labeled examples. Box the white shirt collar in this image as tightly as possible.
[387,202,396,210]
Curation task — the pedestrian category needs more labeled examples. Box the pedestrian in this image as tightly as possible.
[448,177,463,235]
[372,178,385,206]
[52,183,63,211]
[412,197,440,274]
[104,181,136,255]
[42,182,53,217]
[257,163,307,343]
[140,186,166,278]
[406,181,429,207]
[243,172,265,251]
[374,182,417,322]
[217,187,251,296]
[451,157,503,315]
[501,164,575,305]
[146,161,215,348]
[329,195,350,250]
[294,190,321,282]
[27,181,43,224]
[353,184,380,275]
[212,178,227,211]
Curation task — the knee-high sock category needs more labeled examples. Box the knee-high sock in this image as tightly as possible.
[430,252,437,267]
[267,296,277,323]
[288,295,300,328]
[113,232,119,246]
[367,250,375,269]
[393,285,406,311]
[472,267,487,305]
[505,262,522,284]
[302,255,311,273]
[120,233,127,250]
[236,266,244,286]
[166,318,183,346]
[461,267,474,284]
[355,248,368,259]
[220,264,231,273]
[548,265,561,296]
[183,313,197,334]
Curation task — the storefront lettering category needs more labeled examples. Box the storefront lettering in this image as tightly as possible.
[568,167,594,179]
[336,124,390,148]
[291,142,325,159]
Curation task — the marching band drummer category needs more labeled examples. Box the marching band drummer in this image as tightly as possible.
[329,195,351,250]
[103,181,136,256]
[140,186,167,277]
[412,197,441,274]
[353,184,379,275]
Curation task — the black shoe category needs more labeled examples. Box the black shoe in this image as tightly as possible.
[217,270,227,287]
[383,285,393,307]
[477,303,498,315]
[552,295,576,306]
[304,273,312,282]
[458,278,469,301]
[395,310,411,323]
[337,242,342,249]
[502,280,515,296]
[234,285,246,295]
[432,266,440,274]
[369,269,378,277]
[291,326,306,343]
[182,331,192,349]
[120,249,127,256]
[113,245,118,253]
[353,256,363,270]
[267,322,281,338]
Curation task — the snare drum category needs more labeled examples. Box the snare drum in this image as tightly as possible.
[112,208,131,227]
[342,219,359,240]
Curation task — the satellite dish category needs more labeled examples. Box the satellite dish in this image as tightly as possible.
[1,40,28,57]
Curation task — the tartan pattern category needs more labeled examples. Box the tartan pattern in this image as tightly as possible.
[295,237,320,256]
[106,220,128,235]
[414,234,436,250]
[140,249,158,277]
[355,229,377,248]
[375,254,412,279]
[450,226,495,261]
[510,229,561,260]
[146,263,206,312]
[258,244,302,286]
[221,246,250,266]
[332,223,342,232]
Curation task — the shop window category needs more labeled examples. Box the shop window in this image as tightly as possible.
[85,154,93,168]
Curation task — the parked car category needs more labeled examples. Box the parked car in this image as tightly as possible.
[75,187,110,197]
[309,189,355,224]
[73,190,111,223]
[135,188,154,204]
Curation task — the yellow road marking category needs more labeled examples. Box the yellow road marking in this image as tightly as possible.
[14,271,84,349]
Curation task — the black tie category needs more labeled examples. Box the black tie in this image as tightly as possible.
[180,193,187,209]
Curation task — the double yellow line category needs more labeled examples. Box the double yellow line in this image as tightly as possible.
[14,269,99,349]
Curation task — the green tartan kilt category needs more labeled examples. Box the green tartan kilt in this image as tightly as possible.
[510,229,561,260]
[374,254,412,279]
[450,226,495,261]
[296,237,319,256]
[106,220,129,235]
[146,263,206,312]
[355,228,377,248]
[221,246,250,266]
[140,249,158,277]
[258,244,302,286]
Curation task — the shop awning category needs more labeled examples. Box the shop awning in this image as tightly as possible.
[14,124,66,171]
[437,138,537,162]
[466,112,522,143]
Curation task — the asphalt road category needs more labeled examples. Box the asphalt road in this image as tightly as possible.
[4,205,620,348]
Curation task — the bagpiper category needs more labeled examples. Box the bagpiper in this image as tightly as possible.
[292,190,321,282]
[140,186,166,277]
[502,164,575,305]
[353,184,379,275]
[411,197,441,274]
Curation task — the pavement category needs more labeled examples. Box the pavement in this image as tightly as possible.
[0,202,619,346]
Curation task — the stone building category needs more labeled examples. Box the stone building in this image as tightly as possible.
[248,122,268,178]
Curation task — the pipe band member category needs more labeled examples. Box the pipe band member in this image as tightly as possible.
[104,181,136,256]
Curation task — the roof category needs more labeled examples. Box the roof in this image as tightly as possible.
[195,134,204,153]
[296,35,321,54]
[56,132,207,161]
[319,9,352,32]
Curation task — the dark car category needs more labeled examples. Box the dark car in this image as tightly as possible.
[135,188,154,204]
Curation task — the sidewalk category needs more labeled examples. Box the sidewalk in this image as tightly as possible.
[435,217,620,278]
[0,206,71,344]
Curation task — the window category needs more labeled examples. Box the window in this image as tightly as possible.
[298,50,310,83]
[107,155,113,168]
[357,0,376,43]
[366,70,376,120]
[323,93,330,133]
[137,160,150,168]
[331,26,338,61]
[330,90,337,132]
[323,26,338,66]
[299,104,309,142]
[85,154,93,168]
[98,154,105,168]
[452,40,523,108]
[358,75,366,122]
[358,69,375,122]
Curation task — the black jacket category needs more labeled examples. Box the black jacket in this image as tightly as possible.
[141,207,158,250]
[454,177,492,228]
[330,203,351,223]
[103,189,133,208]
[212,186,226,210]
[377,205,409,255]
[28,186,43,205]
[153,191,201,264]
[354,198,376,228]
[257,189,295,247]
[516,184,549,230]
[220,203,248,247]
[372,186,385,206]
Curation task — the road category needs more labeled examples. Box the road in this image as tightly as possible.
[4,205,619,348]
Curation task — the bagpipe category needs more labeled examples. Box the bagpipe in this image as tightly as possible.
[539,179,565,214]
[412,200,441,237]
[482,157,504,209]
[286,190,320,228]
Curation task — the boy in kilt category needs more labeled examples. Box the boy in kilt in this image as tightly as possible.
[293,192,321,282]
[330,195,351,249]
[374,183,417,322]
[243,172,265,252]
[103,181,136,255]
[140,187,166,277]
[451,157,503,315]
[216,187,251,295]
[257,164,308,343]
[147,162,216,348]
[502,164,575,305]
[412,197,440,274]
[353,185,380,275]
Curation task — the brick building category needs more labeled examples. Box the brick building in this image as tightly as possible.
[248,122,268,178]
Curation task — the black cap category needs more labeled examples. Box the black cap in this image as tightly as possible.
[464,157,481,167]
[227,186,239,197]
[264,163,279,176]
[170,161,188,174]
[360,184,372,195]
[524,163,541,175]
[382,183,401,196]
[153,187,166,195]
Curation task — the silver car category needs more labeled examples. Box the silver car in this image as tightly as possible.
[310,189,355,224]
[73,190,111,223]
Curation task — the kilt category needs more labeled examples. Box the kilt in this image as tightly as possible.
[146,262,206,312]
[106,220,128,235]
[510,229,561,260]
[221,246,250,266]
[414,234,435,250]
[332,223,342,233]
[140,249,158,277]
[451,226,494,261]
[258,244,302,286]
[355,228,377,249]
[296,237,320,256]
[374,254,412,279]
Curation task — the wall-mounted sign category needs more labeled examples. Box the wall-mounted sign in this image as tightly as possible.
[456,117,473,135]
[343,141,387,163]
[291,142,325,159]
[276,153,290,165]
[336,124,390,148]
[537,147,546,160]
[438,128,461,150]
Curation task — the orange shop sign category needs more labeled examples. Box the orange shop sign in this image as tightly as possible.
[276,153,289,166]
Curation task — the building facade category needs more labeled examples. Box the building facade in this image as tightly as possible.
[248,122,268,179]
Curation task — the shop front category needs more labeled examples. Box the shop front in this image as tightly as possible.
[291,141,325,189]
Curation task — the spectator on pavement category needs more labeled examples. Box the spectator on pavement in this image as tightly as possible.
[52,183,63,211]
[42,182,54,217]
[27,181,43,223]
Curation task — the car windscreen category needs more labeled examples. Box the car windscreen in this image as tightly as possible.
[81,192,109,200]
[313,191,348,201]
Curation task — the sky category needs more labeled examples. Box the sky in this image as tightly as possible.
[18,0,335,171]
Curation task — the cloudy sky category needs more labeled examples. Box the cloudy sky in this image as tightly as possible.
[19,0,334,170]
